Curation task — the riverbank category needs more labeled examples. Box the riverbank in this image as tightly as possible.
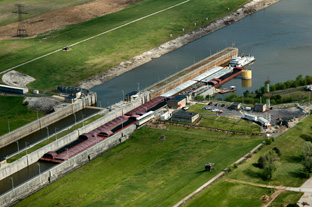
[77,0,280,90]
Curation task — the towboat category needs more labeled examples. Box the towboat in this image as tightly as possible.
[229,55,255,67]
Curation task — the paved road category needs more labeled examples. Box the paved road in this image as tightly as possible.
[0,0,190,75]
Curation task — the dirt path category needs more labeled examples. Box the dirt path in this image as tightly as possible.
[0,0,136,40]
[262,189,284,207]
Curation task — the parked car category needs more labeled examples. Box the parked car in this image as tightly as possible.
[182,107,189,111]
[208,102,213,105]
[221,104,225,107]
[217,110,223,114]
[212,109,219,112]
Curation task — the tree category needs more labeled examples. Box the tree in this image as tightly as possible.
[302,142,312,173]
[263,162,276,180]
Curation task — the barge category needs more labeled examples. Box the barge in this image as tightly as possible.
[208,67,244,87]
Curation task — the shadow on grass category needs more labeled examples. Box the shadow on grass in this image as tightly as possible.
[285,155,303,163]
[243,168,264,180]
[289,170,308,179]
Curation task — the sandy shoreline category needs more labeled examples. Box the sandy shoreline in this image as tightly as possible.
[77,0,280,90]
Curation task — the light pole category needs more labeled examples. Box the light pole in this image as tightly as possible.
[55,127,58,141]
[82,114,85,127]
[16,141,19,152]
[25,142,29,155]
[9,177,14,191]
[65,148,69,160]
[37,163,41,175]
[46,126,49,138]
[73,113,76,124]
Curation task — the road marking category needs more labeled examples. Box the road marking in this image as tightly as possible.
[0,0,190,75]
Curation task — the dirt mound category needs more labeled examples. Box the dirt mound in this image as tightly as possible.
[0,0,136,40]
[2,70,35,88]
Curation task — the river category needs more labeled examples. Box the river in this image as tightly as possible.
[91,0,312,106]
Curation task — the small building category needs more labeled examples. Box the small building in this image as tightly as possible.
[0,84,28,94]
[244,113,257,122]
[172,110,199,123]
[125,91,139,102]
[254,103,267,112]
[258,117,271,128]
[276,117,299,128]
[160,112,172,120]
[65,92,81,103]
[229,102,241,110]
[167,96,187,109]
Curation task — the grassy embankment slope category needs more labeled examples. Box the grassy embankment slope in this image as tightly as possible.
[0,96,44,136]
[185,115,312,207]
[0,0,248,90]
[0,0,93,27]
[14,125,262,207]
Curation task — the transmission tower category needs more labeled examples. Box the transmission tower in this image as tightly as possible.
[266,76,271,123]
[12,4,28,37]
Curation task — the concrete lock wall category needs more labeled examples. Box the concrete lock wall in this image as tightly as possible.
[0,130,79,181]
[0,93,97,149]
[0,125,136,207]
[0,93,147,180]
[148,48,238,98]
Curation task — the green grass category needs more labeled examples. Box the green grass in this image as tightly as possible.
[0,0,93,26]
[7,114,103,163]
[185,180,270,207]
[0,0,248,90]
[270,191,303,207]
[0,95,44,136]
[14,126,261,207]
[227,115,312,187]
[199,115,261,133]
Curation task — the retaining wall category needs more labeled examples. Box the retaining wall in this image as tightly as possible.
[0,125,136,207]
[147,48,238,98]
[0,93,97,149]
[0,93,148,180]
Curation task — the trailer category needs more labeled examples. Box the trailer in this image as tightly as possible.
[244,113,257,121]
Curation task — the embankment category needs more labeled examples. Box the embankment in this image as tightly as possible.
[77,0,280,90]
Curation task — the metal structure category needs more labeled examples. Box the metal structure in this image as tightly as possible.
[266,76,271,123]
[12,4,27,36]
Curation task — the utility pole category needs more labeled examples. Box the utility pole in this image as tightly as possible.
[12,4,28,37]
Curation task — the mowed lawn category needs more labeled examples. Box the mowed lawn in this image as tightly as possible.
[15,126,262,207]
[183,115,312,207]
[0,0,248,90]
[0,96,43,136]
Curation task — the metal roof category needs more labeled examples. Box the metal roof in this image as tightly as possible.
[161,67,233,97]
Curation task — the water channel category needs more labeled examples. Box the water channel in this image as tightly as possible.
[92,0,312,106]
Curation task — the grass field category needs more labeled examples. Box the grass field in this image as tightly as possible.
[0,0,248,90]
[228,115,312,187]
[182,115,312,207]
[185,179,303,207]
[14,126,261,207]
[0,96,44,136]
[186,103,261,133]
[0,0,93,26]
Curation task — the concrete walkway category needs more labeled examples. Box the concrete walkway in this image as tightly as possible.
[298,177,312,207]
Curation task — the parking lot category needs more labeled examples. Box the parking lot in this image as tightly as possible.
[196,101,307,125]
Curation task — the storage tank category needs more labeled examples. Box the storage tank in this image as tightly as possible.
[241,69,252,80]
